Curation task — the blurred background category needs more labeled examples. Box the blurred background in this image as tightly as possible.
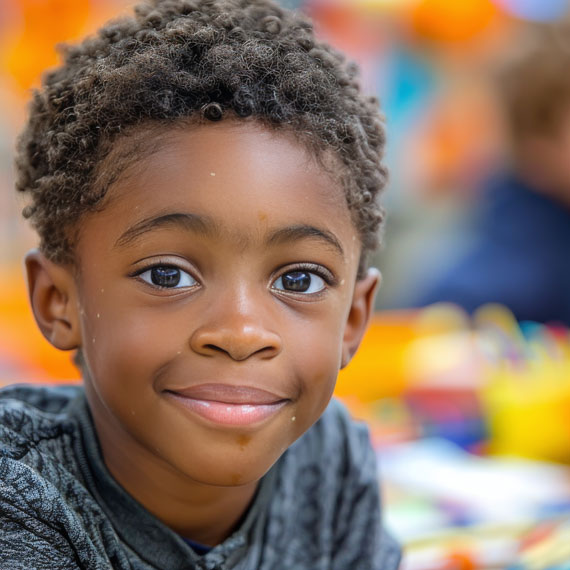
[2,0,570,568]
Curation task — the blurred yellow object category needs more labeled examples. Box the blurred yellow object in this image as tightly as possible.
[474,305,570,463]
[482,360,570,463]
[335,311,417,402]
[397,303,570,463]
[413,302,471,336]
[403,304,481,389]
[405,330,482,388]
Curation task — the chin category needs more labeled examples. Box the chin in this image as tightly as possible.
[191,461,271,488]
[172,443,283,488]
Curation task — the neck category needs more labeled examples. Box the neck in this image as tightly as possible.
[86,386,259,546]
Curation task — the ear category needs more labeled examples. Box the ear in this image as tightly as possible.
[341,268,380,369]
[25,249,81,351]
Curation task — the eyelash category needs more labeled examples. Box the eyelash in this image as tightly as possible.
[271,263,336,297]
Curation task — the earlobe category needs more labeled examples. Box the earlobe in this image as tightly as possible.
[25,249,81,351]
[341,268,381,369]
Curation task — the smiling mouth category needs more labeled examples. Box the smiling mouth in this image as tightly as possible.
[164,384,290,427]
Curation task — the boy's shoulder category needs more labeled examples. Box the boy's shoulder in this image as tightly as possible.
[273,398,380,515]
[288,397,374,471]
[0,382,81,412]
[273,397,380,531]
[0,383,85,501]
[0,383,81,457]
[0,384,115,569]
[261,398,401,569]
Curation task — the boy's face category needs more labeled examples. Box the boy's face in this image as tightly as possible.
[39,122,376,488]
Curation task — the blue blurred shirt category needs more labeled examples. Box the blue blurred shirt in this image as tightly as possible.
[414,172,570,325]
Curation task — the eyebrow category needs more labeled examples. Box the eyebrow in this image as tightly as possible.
[266,224,344,257]
[114,212,216,248]
[114,212,344,257]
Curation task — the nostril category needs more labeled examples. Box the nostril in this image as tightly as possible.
[254,346,277,357]
[191,327,282,361]
[204,344,226,354]
[200,342,277,361]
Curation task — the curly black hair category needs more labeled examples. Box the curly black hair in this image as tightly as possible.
[15,0,387,277]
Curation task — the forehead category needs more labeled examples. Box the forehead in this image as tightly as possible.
[102,120,344,197]
[88,121,357,250]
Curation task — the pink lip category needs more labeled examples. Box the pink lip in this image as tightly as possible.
[164,384,289,427]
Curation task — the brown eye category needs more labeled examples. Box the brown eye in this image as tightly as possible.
[138,265,197,289]
[273,270,326,294]
[282,272,310,292]
[151,267,180,287]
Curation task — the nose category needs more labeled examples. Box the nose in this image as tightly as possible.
[189,295,282,361]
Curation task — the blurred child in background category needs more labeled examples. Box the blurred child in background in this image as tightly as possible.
[410,19,570,325]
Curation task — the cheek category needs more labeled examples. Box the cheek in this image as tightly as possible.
[80,301,184,393]
[287,313,346,420]
[292,331,342,378]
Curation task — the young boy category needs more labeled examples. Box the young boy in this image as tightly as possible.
[1,0,401,568]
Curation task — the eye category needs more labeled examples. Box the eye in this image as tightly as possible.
[137,265,197,289]
[272,270,326,295]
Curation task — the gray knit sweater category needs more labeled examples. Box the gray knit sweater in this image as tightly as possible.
[0,384,400,569]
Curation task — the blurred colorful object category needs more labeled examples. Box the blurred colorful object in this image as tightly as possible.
[516,518,570,568]
[308,0,388,55]
[335,311,417,402]
[0,0,131,92]
[379,47,437,130]
[0,267,79,385]
[407,83,504,196]
[411,0,498,43]
[1,0,90,90]
[402,303,570,463]
[384,438,570,569]
[476,305,570,463]
[342,302,570,465]
[494,0,570,21]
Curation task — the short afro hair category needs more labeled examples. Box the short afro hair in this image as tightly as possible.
[15,0,387,276]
